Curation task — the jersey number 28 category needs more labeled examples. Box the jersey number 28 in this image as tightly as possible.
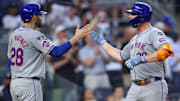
[11,47,24,67]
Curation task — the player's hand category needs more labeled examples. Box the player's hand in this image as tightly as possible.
[125,57,147,70]
[70,24,93,46]
[90,31,107,45]
[75,24,93,39]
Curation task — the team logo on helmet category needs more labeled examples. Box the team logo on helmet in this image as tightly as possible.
[41,40,51,48]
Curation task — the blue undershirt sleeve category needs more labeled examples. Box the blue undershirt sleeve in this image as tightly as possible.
[49,41,72,57]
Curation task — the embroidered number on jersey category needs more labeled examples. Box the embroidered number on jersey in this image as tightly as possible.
[11,47,24,67]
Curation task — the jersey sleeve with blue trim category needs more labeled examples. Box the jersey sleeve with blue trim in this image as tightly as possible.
[151,31,169,49]
[30,31,55,55]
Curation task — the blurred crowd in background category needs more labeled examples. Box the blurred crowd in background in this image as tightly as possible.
[0,0,180,101]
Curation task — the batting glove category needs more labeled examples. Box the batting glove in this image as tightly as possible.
[90,31,107,45]
[125,56,147,70]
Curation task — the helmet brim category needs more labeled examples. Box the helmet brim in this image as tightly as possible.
[125,9,133,13]
[36,11,47,15]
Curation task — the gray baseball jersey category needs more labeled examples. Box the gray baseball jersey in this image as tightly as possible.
[8,26,55,79]
[120,26,169,81]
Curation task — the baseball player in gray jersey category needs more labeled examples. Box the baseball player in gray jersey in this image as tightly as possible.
[7,3,93,101]
[91,2,174,101]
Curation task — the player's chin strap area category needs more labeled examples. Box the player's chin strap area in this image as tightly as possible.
[157,43,174,61]
[129,14,152,27]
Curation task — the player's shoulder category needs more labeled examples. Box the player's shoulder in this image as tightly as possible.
[28,29,46,40]
[9,27,20,38]
[151,26,164,34]
[129,34,137,43]
[151,26,163,32]
[30,29,43,36]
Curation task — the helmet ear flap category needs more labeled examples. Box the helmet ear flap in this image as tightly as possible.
[129,14,151,27]
[129,15,143,27]
[21,10,33,22]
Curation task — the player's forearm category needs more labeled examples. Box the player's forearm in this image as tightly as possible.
[69,36,79,46]
[145,45,174,63]
[145,50,170,63]
[145,51,159,62]
[102,43,123,63]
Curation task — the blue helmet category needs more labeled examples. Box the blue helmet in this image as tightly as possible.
[21,3,47,22]
[126,2,152,27]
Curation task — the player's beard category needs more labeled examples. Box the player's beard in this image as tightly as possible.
[35,16,42,28]
[35,19,42,28]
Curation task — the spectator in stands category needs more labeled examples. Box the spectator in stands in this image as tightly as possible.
[112,87,126,101]
[175,0,180,15]
[2,3,22,30]
[81,10,90,26]
[122,28,136,59]
[63,6,81,28]
[154,21,165,31]
[86,0,98,20]
[75,64,85,87]
[163,16,178,41]
[0,0,21,26]
[110,7,122,28]
[50,35,79,83]
[89,11,112,43]
[114,33,124,49]
[106,34,124,87]
[168,35,180,86]
[79,35,110,91]
[45,3,69,30]
[0,0,21,13]
[96,11,111,42]
[109,7,122,36]
[52,25,67,42]
[154,21,175,44]
[83,89,97,101]
[78,0,89,10]
[106,96,116,101]
[121,27,136,87]
[123,27,136,45]
[0,72,12,101]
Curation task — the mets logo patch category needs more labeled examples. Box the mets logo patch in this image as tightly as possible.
[41,40,51,48]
